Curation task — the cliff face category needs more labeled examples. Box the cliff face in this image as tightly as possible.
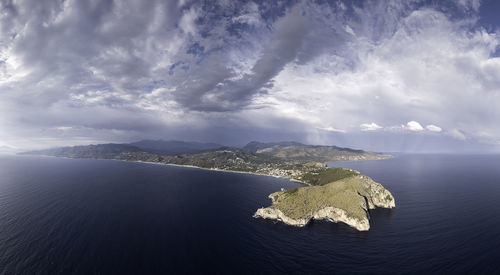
[366,177,396,209]
[254,206,371,231]
[253,173,395,231]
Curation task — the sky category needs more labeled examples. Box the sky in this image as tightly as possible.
[0,0,500,152]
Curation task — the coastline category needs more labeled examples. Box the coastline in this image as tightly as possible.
[131,156,393,186]
[132,160,309,185]
[30,154,308,185]
[23,154,391,187]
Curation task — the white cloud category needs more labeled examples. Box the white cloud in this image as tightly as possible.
[179,7,199,36]
[0,140,17,149]
[345,25,355,36]
[426,124,442,132]
[231,2,263,26]
[457,0,480,12]
[255,3,500,148]
[448,129,467,140]
[318,126,346,133]
[406,121,424,131]
[55,126,73,131]
[360,123,382,131]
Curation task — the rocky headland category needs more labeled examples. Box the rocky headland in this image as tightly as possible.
[253,170,395,231]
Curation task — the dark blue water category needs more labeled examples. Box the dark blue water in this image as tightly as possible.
[0,154,499,274]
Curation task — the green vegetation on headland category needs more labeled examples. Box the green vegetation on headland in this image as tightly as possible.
[255,174,395,231]
[301,168,360,186]
[22,140,395,231]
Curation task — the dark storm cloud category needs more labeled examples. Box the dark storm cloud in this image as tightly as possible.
[0,0,499,151]
[173,3,313,111]
[2,0,351,114]
[169,1,357,111]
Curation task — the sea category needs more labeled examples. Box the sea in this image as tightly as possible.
[0,154,499,274]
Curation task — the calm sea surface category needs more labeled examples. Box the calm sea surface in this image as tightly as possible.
[1,154,499,274]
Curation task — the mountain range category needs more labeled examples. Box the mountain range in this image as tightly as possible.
[23,140,388,164]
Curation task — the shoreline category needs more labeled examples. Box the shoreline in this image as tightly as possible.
[21,154,391,187]
[132,160,309,185]
[30,155,308,186]
[131,156,393,186]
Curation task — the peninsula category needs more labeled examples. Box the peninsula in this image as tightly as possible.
[23,140,395,231]
[253,170,395,231]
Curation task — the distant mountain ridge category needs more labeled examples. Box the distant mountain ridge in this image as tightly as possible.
[242,141,380,162]
[21,144,143,159]
[243,141,305,152]
[22,140,225,158]
[22,140,389,164]
[130,140,223,155]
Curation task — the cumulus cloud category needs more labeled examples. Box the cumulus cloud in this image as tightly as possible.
[406,121,424,131]
[360,123,383,131]
[426,125,442,132]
